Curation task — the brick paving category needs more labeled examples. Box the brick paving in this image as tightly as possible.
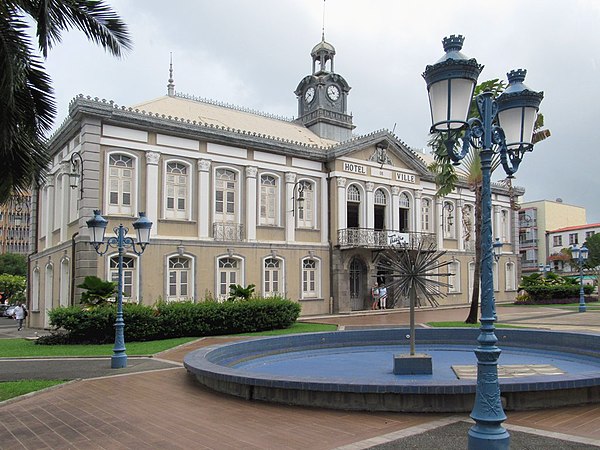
[1,305,600,449]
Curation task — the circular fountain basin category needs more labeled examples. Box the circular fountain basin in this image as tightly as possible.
[184,328,600,412]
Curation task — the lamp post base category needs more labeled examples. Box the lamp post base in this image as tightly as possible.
[468,423,510,450]
[111,353,127,369]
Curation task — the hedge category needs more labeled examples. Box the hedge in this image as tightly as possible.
[41,297,301,344]
[519,284,594,301]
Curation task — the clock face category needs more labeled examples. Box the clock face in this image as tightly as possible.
[327,85,340,101]
[304,87,315,103]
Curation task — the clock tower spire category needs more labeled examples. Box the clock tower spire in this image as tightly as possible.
[295,36,354,142]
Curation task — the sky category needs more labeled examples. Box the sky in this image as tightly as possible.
[43,0,600,223]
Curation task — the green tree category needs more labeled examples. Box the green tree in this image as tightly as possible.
[0,273,26,301]
[0,253,27,276]
[428,79,550,324]
[585,233,600,269]
[0,0,131,201]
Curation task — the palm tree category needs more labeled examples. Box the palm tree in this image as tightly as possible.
[0,0,131,202]
[428,79,550,324]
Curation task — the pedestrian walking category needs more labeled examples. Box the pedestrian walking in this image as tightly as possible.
[13,303,27,331]
[378,284,388,309]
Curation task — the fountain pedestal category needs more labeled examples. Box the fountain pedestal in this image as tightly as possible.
[393,353,433,375]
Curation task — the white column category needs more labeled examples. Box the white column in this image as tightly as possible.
[45,175,55,249]
[391,186,400,231]
[285,172,296,242]
[245,166,257,241]
[59,162,70,243]
[337,177,347,231]
[365,182,374,229]
[197,160,211,238]
[145,152,160,236]
[414,190,422,233]
[457,199,465,251]
[435,197,443,249]
[320,176,328,244]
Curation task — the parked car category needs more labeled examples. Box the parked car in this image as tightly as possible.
[0,304,9,317]
[2,305,16,318]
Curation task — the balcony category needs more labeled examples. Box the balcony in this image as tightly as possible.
[337,228,436,250]
[213,222,244,242]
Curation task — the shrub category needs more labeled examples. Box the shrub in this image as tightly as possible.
[77,276,117,306]
[42,297,301,344]
[519,284,594,302]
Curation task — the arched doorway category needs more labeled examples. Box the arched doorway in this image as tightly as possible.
[349,257,366,310]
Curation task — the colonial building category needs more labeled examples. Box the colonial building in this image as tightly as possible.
[28,37,521,327]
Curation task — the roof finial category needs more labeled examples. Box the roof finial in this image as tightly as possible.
[167,52,175,97]
[322,0,326,41]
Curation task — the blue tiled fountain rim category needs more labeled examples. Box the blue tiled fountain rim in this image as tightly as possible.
[183,328,600,395]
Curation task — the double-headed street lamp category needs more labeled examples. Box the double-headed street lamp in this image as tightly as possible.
[571,244,589,313]
[86,210,153,369]
[539,262,552,277]
[423,35,543,450]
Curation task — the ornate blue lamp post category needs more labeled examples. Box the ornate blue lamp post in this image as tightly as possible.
[571,244,589,312]
[86,210,153,369]
[423,35,543,450]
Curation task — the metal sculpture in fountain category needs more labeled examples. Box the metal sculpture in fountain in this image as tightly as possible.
[377,240,452,374]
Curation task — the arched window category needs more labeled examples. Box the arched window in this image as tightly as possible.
[263,257,283,297]
[217,256,242,301]
[347,185,361,228]
[421,197,432,232]
[215,168,238,222]
[108,154,134,215]
[109,255,137,302]
[297,180,315,228]
[168,256,192,301]
[505,262,516,291]
[374,189,387,231]
[44,263,53,327]
[59,258,70,307]
[260,174,278,226]
[399,192,410,232]
[448,260,460,293]
[301,258,320,299]
[32,267,40,311]
[165,162,189,220]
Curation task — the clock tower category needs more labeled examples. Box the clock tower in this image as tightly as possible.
[295,35,354,142]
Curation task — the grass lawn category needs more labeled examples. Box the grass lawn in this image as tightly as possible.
[0,337,198,358]
[239,322,337,336]
[0,380,66,402]
[0,323,337,358]
[427,321,522,328]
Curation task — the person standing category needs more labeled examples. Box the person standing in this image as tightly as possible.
[371,283,380,310]
[378,283,388,310]
[13,303,27,331]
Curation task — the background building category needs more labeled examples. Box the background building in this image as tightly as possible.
[0,194,32,255]
[519,199,586,273]
[28,37,521,327]
[547,223,600,274]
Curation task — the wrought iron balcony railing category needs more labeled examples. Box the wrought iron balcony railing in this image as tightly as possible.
[213,222,244,242]
[337,228,436,250]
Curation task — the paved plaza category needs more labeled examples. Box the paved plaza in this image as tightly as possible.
[1,305,600,449]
